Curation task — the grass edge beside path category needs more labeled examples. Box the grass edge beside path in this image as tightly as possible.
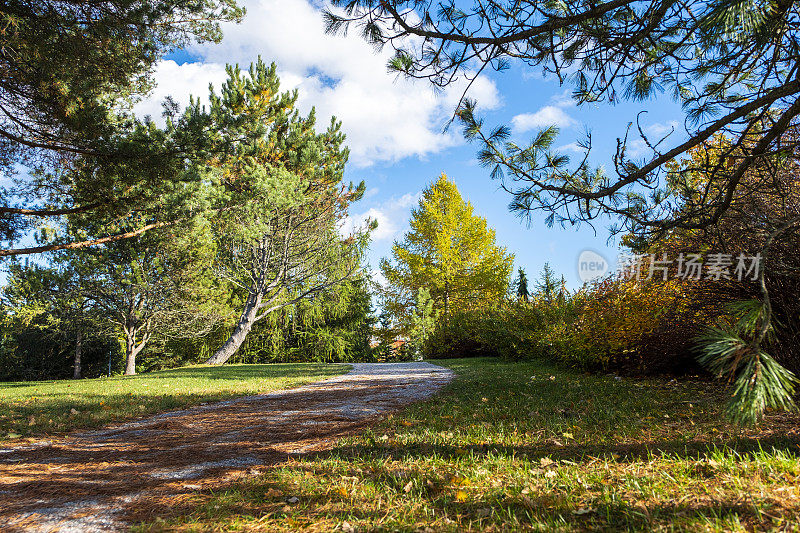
[138,358,800,532]
[0,363,351,441]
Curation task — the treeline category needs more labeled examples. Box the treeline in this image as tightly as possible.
[0,272,375,381]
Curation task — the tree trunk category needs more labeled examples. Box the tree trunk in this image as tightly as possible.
[124,337,137,376]
[73,329,82,379]
[444,279,450,324]
[123,330,148,376]
[206,292,261,365]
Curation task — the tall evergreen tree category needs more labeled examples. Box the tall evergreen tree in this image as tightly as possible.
[515,267,529,302]
[196,61,370,365]
[289,275,375,362]
[380,173,514,330]
[375,311,395,361]
[535,263,559,303]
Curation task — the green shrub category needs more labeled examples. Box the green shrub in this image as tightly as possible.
[420,299,577,361]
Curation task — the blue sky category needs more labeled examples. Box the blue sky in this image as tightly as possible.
[145,0,686,289]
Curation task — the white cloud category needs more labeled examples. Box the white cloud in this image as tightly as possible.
[511,105,575,134]
[549,89,575,109]
[135,0,501,167]
[557,142,584,154]
[626,138,648,158]
[645,120,680,138]
[390,192,422,209]
[341,191,422,242]
[132,60,228,120]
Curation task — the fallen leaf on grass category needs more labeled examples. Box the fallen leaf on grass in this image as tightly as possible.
[450,475,470,486]
[540,457,554,467]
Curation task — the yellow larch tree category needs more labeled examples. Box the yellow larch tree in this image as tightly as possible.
[380,173,514,330]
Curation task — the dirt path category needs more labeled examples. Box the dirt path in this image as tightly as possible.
[0,362,453,532]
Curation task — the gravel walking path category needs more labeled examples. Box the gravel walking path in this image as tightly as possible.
[0,362,453,532]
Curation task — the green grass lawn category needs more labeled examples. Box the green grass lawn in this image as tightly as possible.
[141,358,800,532]
[0,363,349,441]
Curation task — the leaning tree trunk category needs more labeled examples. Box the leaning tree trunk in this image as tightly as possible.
[73,329,83,379]
[206,293,262,365]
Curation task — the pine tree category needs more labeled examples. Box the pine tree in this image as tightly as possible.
[200,60,369,365]
[515,268,529,302]
[375,311,394,361]
[535,263,559,303]
[380,173,514,330]
[328,0,800,240]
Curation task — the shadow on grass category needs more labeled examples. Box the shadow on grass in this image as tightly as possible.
[132,433,800,531]
[142,363,348,378]
[328,433,800,465]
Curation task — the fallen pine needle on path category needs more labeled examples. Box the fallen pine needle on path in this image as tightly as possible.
[0,362,453,532]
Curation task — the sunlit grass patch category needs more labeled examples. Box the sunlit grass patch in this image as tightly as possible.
[139,358,800,532]
[0,363,349,440]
